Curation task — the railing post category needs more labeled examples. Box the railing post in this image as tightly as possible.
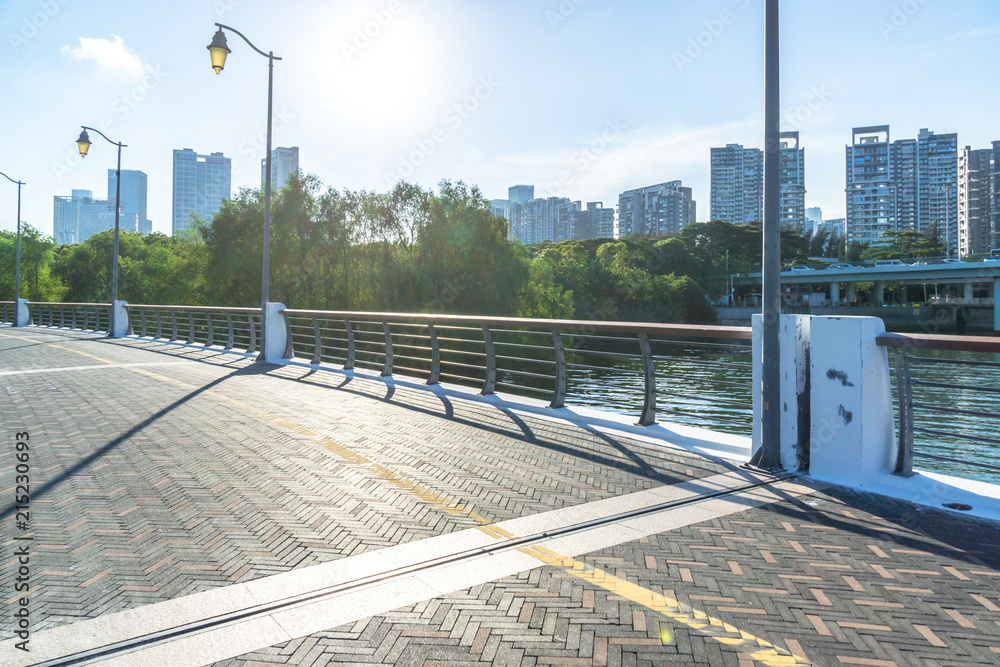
[893,348,915,477]
[170,312,178,341]
[140,310,147,338]
[427,323,440,385]
[481,325,496,395]
[550,328,566,408]
[344,320,355,369]
[637,332,656,426]
[311,317,323,364]
[381,320,394,377]
[126,307,133,336]
[83,307,90,332]
[246,312,257,355]
[187,312,195,344]
[225,313,234,350]
[59,305,65,328]
[155,311,162,340]
[205,313,214,347]
[72,305,78,330]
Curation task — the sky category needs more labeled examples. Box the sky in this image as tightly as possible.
[1,0,998,238]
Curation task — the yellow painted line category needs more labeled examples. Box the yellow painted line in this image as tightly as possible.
[518,544,810,666]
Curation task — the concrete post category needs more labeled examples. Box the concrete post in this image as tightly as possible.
[111,300,129,338]
[846,282,856,304]
[965,282,974,301]
[261,302,288,363]
[809,317,895,487]
[752,314,811,472]
[14,298,29,327]
[874,280,884,305]
[830,282,840,305]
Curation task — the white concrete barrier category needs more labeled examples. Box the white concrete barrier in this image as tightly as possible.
[112,300,129,338]
[808,316,895,487]
[14,299,29,327]
[262,302,288,363]
[751,314,811,472]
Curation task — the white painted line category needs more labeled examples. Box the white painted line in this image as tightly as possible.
[0,470,821,667]
[0,361,202,376]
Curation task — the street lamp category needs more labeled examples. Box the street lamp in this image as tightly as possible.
[940,183,953,259]
[207,23,282,362]
[1,171,25,327]
[76,126,126,337]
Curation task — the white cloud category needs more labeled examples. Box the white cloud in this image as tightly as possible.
[952,24,1000,39]
[60,35,147,79]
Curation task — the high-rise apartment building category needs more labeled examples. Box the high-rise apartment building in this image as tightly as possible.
[567,202,615,240]
[779,132,807,231]
[108,169,151,235]
[959,141,1000,256]
[508,185,534,205]
[261,146,299,191]
[710,144,762,224]
[172,148,232,235]
[53,189,134,246]
[846,126,958,253]
[508,196,575,244]
[618,181,696,238]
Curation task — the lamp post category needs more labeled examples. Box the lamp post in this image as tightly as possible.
[1,171,25,327]
[76,126,126,337]
[207,23,282,362]
[750,0,783,471]
[940,183,953,259]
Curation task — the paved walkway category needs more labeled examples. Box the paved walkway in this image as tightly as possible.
[2,327,1000,666]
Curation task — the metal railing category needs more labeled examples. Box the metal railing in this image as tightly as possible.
[26,302,113,333]
[0,301,14,325]
[125,305,262,355]
[878,332,1000,479]
[281,310,753,431]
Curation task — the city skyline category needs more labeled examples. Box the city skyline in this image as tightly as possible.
[1,0,998,240]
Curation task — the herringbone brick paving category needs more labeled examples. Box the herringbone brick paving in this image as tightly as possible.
[217,488,1000,667]
[0,329,732,637]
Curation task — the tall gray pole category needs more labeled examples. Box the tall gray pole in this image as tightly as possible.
[1,171,25,327]
[14,181,21,327]
[110,143,122,337]
[753,0,783,470]
[259,52,275,362]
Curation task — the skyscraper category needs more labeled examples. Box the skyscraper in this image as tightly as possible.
[618,181,696,238]
[508,196,574,244]
[959,142,1000,256]
[172,148,232,235]
[508,185,534,205]
[53,189,134,246]
[710,144,763,224]
[108,169,151,235]
[846,126,958,253]
[779,131,807,231]
[261,146,299,191]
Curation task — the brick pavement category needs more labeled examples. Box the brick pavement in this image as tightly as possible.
[0,328,733,637]
[217,488,1000,667]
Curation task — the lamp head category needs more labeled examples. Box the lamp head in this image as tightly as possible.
[77,129,91,158]
[207,28,231,74]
